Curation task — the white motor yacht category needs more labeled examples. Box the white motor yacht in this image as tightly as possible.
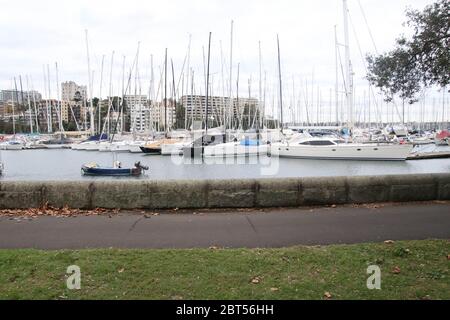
[274,135,413,161]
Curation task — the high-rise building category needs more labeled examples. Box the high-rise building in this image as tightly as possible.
[149,101,176,131]
[130,104,150,133]
[124,95,148,108]
[181,95,258,121]
[60,81,87,124]
[61,81,87,102]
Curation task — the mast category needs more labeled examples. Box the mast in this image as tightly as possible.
[98,55,105,135]
[149,54,154,134]
[205,32,212,135]
[42,65,50,133]
[26,75,33,134]
[121,55,126,134]
[30,76,39,133]
[334,25,339,126]
[85,30,95,136]
[228,20,234,133]
[55,62,63,134]
[135,42,140,135]
[185,34,191,130]
[171,59,176,130]
[107,51,115,137]
[12,78,17,137]
[277,34,283,133]
[343,0,354,130]
[47,64,53,133]
[164,48,168,137]
[258,41,262,129]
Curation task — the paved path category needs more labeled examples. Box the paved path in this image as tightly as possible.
[0,202,449,249]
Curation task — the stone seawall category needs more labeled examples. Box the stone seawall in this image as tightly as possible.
[1,173,449,209]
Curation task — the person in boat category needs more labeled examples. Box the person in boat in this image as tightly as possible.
[113,161,122,168]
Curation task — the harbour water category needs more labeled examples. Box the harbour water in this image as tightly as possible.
[1,146,449,181]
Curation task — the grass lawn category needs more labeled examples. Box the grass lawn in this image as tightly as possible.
[0,239,448,300]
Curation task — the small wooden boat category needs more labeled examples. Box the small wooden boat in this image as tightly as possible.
[81,161,149,176]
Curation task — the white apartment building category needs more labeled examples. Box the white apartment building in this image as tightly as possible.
[181,95,258,121]
[130,104,151,133]
[61,81,87,102]
[124,95,148,108]
[60,81,87,124]
[149,102,176,131]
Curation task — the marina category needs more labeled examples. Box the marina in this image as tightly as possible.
[0,0,449,303]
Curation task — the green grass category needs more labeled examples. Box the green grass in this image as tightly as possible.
[0,240,448,300]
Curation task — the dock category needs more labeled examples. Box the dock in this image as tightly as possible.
[407,151,450,160]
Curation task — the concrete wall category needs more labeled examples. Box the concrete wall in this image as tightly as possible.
[1,173,449,209]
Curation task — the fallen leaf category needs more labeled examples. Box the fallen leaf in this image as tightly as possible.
[324,292,332,299]
[270,287,279,292]
[384,240,395,244]
[118,268,125,273]
[392,266,401,274]
[251,276,261,284]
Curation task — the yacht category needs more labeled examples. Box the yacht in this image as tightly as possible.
[203,138,270,158]
[274,135,413,161]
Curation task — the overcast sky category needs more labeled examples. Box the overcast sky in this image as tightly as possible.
[0,0,438,103]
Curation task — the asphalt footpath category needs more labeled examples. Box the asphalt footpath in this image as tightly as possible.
[0,202,449,249]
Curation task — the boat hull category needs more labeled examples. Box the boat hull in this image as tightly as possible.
[81,166,142,176]
[204,142,270,157]
[140,146,161,155]
[275,143,413,161]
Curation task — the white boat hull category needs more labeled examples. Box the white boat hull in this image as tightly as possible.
[72,141,100,151]
[275,143,413,161]
[2,143,24,150]
[161,142,191,155]
[204,142,270,157]
[127,141,146,153]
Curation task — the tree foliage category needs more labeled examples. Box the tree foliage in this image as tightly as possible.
[366,0,449,103]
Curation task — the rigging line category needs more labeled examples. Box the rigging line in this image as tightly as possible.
[348,12,389,125]
[336,45,347,96]
[357,0,379,54]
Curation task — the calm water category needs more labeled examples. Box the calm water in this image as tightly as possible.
[1,147,450,181]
